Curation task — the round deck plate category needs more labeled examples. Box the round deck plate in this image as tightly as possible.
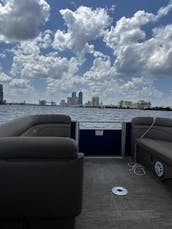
[112,186,128,196]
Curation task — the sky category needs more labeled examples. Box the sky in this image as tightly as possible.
[0,0,172,106]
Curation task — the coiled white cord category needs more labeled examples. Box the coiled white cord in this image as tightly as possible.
[128,161,146,176]
[129,117,157,176]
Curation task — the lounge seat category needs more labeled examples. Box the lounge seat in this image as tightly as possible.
[131,117,172,180]
[0,114,84,228]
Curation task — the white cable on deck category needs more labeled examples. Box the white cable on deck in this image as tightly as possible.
[129,117,157,176]
[128,161,146,176]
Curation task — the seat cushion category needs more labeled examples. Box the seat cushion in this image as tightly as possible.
[0,114,71,137]
[137,138,172,166]
[0,137,78,159]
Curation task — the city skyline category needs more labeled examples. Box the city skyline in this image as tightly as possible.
[0,84,155,109]
[0,1,172,106]
[61,91,101,107]
[1,83,171,110]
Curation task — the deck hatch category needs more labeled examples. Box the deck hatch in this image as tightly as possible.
[112,186,128,196]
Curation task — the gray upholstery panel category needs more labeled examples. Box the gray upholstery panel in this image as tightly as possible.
[0,153,84,219]
[137,138,172,166]
[21,124,70,137]
[131,117,172,143]
[0,116,34,137]
[29,114,71,124]
[0,137,78,159]
[144,126,172,141]
[132,117,153,126]
[156,117,172,127]
[0,114,71,137]
[132,125,172,142]
[132,116,172,128]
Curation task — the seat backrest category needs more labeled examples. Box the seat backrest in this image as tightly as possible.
[131,117,172,141]
[0,114,71,137]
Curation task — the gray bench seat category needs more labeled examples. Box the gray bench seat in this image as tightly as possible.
[137,138,172,166]
[131,117,172,179]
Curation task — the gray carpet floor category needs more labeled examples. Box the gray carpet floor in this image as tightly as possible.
[1,158,172,229]
[75,157,172,229]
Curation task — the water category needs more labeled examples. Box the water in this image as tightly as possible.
[0,105,172,129]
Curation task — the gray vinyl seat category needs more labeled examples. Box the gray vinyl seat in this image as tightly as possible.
[0,114,84,228]
[137,138,172,166]
[0,114,72,137]
[131,117,172,179]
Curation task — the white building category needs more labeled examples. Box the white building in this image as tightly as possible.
[118,100,132,108]
[132,100,151,109]
[118,100,151,109]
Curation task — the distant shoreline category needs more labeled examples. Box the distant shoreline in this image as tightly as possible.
[0,103,171,111]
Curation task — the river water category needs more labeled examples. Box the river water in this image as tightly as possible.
[0,105,172,129]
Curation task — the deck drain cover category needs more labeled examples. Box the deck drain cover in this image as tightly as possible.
[112,186,128,196]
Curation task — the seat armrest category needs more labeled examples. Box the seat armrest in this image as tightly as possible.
[0,137,78,159]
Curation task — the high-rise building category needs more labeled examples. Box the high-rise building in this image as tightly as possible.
[92,96,99,107]
[0,84,3,104]
[78,91,83,106]
[67,91,83,106]
[67,97,72,106]
[71,91,77,105]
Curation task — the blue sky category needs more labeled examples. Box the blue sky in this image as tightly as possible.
[0,0,172,106]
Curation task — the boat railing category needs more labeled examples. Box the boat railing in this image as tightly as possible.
[77,120,122,130]
[72,121,131,157]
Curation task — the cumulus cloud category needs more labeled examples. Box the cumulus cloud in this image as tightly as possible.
[120,77,148,91]
[0,2,172,104]
[9,78,30,89]
[155,1,172,20]
[112,76,163,104]
[47,75,80,94]
[105,1,172,48]
[104,2,172,77]
[83,56,115,81]
[13,30,53,56]
[12,53,80,80]
[0,0,50,41]
[53,6,111,55]
[112,24,172,76]
[0,72,12,83]
[118,76,163,101]
[82,56,164,103]
[145,25,172,75]
[81,56,121,99]
[53,30,71,51]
